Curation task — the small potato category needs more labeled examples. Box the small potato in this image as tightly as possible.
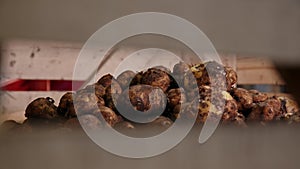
[141,68,171,92]
[25,97,59,120]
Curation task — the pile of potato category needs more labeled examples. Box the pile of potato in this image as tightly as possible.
[1,61,300,132]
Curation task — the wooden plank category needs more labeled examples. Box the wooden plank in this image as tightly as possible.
[237,68,284,85]
[1,39,236,81]
[237,56,275,69]
[236,55,285,85]
[0,39,82,80]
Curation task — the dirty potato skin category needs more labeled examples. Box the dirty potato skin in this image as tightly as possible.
[74,92,105,115]
[181,91,240,123]
[183,64,204,92]
[173,62,189,75]
[199,85,212,101]
[186,61,235,91]
[172,62,189,88]
[167,103,189,121]
[262,97,283,121]
[58,92,76,118]
[96,74,122,97]
[249,89,268,103]
[181,99,211,123]
[184,62,228,92]
[92,106,120,127]
[105,78,123,96]
[117,70,136,89]
[167,88,187,109]
[25,97,59,120]
[97,74,115,88]
[220,91,239,121]
[152,66,176,90]
[118,84,166,113]
[247,97,300,124]
[189,61,227,89]
[184,85,211,102]
[231,88,254,111]
[224,66,238,91]
[248,97,283,122]
[189,62,207,86]
[204,61,227,89]
[279,96,300,120]
[222,99,239,121]
[247,103,264,121]
[141,68,171,92]
[96,74,123,111]
[104,80,123,111]
[130,71,144,86]
[83,83,106,100]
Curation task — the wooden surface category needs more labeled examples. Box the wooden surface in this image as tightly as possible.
[0,40,82,80]
[236,56,284,85]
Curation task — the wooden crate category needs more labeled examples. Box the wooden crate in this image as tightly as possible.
[0,39,286,123]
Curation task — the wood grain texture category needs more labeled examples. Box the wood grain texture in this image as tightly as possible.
[1,39,237,81]
[236,56,284,85]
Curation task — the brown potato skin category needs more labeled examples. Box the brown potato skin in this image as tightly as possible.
[117,70,136,89]
[74,92,105,115]
[262,97,283,121]
[25,97,59,120]
[118,85,166,113]
[248,97,284,122]
[97,74,114,88]
[249,89,268,103]
[92,106,120,127]
[167,88,186,109]
[84,83,106,99]
[141,68,171,92]
[225,66,238,91]
[58,92,76,118]
[231,88,254,111]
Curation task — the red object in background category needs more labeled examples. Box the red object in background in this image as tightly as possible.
[0,79,84,91]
